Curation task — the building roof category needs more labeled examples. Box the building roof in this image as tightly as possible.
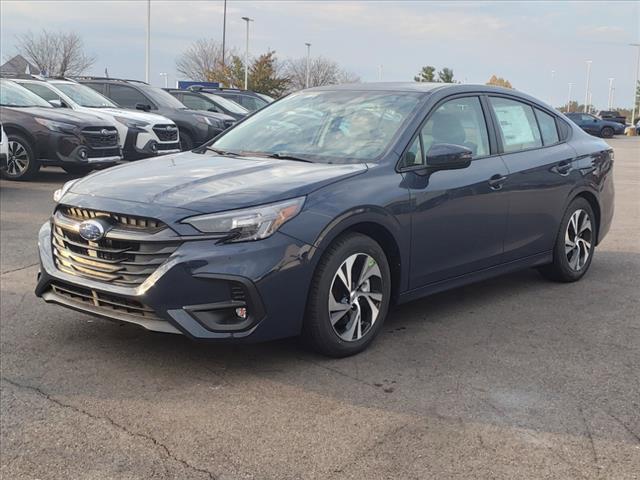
[0,55,41,76]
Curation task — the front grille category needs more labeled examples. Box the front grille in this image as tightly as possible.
[51,281,161,321]
[82,127,119,148]
[153,125,178,142]
[59,206,166,231]
[230,283,246,302]
[52,208,179,287]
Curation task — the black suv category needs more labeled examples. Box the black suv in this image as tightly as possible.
[1,79,121,180]
[165,88,248,121]
[77,78,235,150]
[189,87,273,111]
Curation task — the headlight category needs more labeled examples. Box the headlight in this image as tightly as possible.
[113,116,150,129]
[35,118,76,133]
[183,197,305,242]
[53,179,79,203]
[195,115,223,129]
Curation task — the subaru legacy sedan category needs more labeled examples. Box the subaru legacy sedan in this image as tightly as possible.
[36,83,614,357]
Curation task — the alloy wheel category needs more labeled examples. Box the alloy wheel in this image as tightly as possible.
[328,253,383,342]
[565,209,592,271]
[6,140,30,177]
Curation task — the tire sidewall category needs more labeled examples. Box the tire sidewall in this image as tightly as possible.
[306,234,391,356]
[553,198,596,281]
[601,127,613,138]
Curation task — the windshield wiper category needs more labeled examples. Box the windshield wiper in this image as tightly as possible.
[205,147,241,157]
[244,151,314,163]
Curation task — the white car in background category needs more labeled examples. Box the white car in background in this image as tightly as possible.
[0,123,8,172]
[13,78,181,160]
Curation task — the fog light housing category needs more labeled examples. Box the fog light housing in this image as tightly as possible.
[79,148,88,159]
[235,307,247,320]
[150,141,158,153]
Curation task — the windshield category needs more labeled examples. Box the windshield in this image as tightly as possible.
[203,93,248,114]
[54,82,116,108]
[212,90,421,163]
[0,81,52,108]
[140,85,187,109]
[256,93,274,103]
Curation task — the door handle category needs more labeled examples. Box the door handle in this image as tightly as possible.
[556,161,572,175]
[488,174,507,190]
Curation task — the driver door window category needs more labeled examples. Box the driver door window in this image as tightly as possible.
[421,96,490,159]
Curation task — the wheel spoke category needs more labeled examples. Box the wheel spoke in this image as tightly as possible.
[362,294,380,323]
[357,258,381,288]
[343,310,359,341]
[329,294,350,326]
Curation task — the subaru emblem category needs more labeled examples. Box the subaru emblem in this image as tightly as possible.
[101,129,110,135]
[78,219,106,242]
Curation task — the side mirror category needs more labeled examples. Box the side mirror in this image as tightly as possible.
[135,103,151,112]
[425,143,472,169]
[49,99,64,108]
[208,107,219,113]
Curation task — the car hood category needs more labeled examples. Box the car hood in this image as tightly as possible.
[7,106,112,126]
[69,152,367,213]
[98,108,176,125]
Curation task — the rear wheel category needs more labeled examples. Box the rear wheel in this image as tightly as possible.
[303,233,391,357]
[1,134,39,181]
[600,126,614,138]
[539,197,595,282]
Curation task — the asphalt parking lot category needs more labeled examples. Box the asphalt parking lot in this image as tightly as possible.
[1,137,639,480]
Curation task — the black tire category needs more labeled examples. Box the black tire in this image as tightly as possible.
[179,130,194,151]
[1,134,39,181]
[62,164,93,175]
[303,233,391,357]
[539,197,596,282]
[600,127,614,138]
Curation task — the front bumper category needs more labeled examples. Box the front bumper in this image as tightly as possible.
[39,131,122,166]
[122,129,181,160]
[35,220,317,342]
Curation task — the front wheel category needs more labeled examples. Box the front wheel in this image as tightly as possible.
[539,198,595,282]
[303,233,391,357]
[1,134,39,181]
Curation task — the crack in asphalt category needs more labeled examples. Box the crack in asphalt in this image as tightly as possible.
[607,411,640,444]
[1,376,218,480]
[1,262,39,276]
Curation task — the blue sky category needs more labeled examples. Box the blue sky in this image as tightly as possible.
[1,1,638,108]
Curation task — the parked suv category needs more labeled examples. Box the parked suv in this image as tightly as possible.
[78,78,235,150]
[597,110,626,125]
[36,83,614,356]
[13,77,180,160]
[166,88,248,121]
[565,112,625,138]
[1,79,121,180]
[189,86,273,111]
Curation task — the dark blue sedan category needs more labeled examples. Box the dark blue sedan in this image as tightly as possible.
[36,83,615,357]
[565,112,625,137]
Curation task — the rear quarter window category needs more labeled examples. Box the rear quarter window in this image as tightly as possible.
[534,108,560,145]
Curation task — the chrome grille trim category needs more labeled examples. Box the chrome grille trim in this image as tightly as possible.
[52,211,181,287]
[58,206,166,231]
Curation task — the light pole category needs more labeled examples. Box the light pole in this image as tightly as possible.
[222,0,227,66]
[551,70,555,107]
[607,78,615,110]
[159,72,168,88]
[145,0,150,83]
[305,42,311,88]
[241,16,253,90]
[630,43,640,125]
[567,82,573,112]
[583,60,592,113]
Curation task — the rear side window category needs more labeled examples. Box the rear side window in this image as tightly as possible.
[109,84,149,108]
[83,83,106,95]
[534,109,559,145]
[490,97,542,153]
[181,93,215,111]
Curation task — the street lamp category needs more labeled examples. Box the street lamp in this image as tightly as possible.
[241,16,253,90]
[159,72,168,88]
[630,43,640,125]
[305,42,311,88]
[607,78,615,110]
[584,60,592,113]
[567,82,573,112]
[145,0,151,83]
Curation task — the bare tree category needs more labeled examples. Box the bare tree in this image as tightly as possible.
[16,30,95,76]
[285,56,359,92]
[176,38,233,81]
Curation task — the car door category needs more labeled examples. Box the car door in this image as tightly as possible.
[580,114,600,135]
[402,95,510,288]
[488,96,577,262]
[108,84,153,110]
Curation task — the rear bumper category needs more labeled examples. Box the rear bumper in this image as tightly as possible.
[35,220,318,342]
